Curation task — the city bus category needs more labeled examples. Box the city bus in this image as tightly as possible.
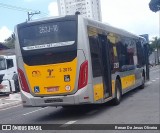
[14,15,148,107]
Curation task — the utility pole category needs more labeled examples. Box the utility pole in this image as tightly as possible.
[27,11,41,21]
[158,11,160,64]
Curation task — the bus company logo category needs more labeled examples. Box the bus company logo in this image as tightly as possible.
[47,69,55,78]
[34,86,40,93]
[32,71,41,77]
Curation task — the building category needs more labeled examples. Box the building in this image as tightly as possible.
[58,0,102,21]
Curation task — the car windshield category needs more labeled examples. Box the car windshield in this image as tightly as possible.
[0,58,6,70]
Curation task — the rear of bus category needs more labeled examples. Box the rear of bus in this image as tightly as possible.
[15,15,92,107]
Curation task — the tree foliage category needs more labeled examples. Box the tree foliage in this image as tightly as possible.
[149,0,160,12]
[3,33,15,49]
[150,37,160,48]
[149,37,160,54]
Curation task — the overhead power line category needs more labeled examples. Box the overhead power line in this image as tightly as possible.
[0,2,48,16]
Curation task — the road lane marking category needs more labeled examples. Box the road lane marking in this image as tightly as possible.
[65,121,77,124]
[156,78,159,80]
[0,104,22,111]
[60,121,77,127]
[146,81,152,85]
[152,80,156,82]
[23,107,48,116]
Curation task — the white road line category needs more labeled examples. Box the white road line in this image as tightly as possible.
[23,107,48,116]
[60,121,77,127]
[65,121,77,124]
[86,110,98,115]
[156,78,159,80]
[152,80,156,82]
[0,104,22,111]
[146,81,152,85]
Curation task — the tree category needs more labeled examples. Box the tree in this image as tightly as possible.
[149,37,160,57]
[149,0,160,12]
[3,33,15,49]
[150,37,160,49]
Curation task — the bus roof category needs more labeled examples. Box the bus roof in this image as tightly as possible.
[82,16,145,40]
[16,15,146,42]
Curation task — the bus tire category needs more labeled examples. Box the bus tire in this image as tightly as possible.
[112,79,122,105]
[13,75,20,93]
[14,79,20,92]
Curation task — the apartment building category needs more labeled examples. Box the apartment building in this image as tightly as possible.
[58,0,102,21]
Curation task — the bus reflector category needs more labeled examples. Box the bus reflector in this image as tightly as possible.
[18,68,30,93]
[78,60,88,90]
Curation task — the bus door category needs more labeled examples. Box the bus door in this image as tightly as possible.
[98,34,112,98]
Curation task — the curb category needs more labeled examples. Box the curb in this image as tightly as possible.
[0,100,22,109]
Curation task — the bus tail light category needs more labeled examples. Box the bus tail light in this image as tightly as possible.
[78,60,88,90]
[18,68,30,93]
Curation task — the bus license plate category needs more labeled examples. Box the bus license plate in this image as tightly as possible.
[46,87,59,92]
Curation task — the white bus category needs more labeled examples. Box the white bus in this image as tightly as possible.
[15,15,148,107]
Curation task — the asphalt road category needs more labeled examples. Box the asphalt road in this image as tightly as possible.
[0,66,159,133]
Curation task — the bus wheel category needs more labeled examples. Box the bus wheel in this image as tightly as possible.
[14,79,20,93]
[112,79,122,105]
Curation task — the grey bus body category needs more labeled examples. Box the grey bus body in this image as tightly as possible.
[15,15,147,107]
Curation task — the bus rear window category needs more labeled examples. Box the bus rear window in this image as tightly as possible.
[19,20,77,51]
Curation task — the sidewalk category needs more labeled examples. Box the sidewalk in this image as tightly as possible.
[150,65,160,70]
[0,93,22,109]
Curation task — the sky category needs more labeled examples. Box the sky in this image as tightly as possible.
[0,0,159,42]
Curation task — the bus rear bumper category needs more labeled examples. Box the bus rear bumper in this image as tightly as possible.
[21,84,93,107]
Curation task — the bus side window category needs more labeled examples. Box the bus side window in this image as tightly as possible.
[136,41,145,67]
[88,35,102,77]
[7,59,14,69]
[116,42,127,68]
[108,41,114,71]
